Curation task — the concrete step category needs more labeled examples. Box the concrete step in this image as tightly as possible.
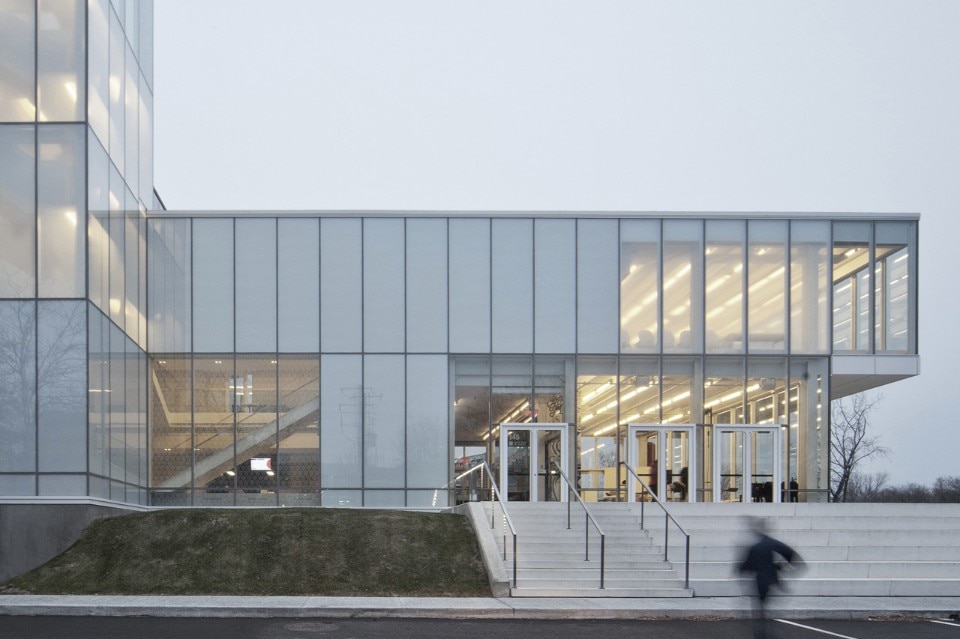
[511,587,694,598]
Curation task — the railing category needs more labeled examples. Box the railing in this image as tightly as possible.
[432,463,519,588]
[619,461,691,589]
[554,465,606,589]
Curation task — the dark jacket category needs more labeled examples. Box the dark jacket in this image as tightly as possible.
[739,533,798,592]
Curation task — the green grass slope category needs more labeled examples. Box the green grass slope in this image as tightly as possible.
[2,508,490,596]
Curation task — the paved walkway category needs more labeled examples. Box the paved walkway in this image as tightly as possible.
[1,595,959,620]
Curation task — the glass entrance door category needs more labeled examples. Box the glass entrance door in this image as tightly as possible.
[499,423,570,502]
[712,425,782,503]
[627,425,696,502]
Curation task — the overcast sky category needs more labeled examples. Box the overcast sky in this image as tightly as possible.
[154,1,960,487]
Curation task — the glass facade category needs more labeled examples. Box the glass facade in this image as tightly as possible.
[0,2,920,508]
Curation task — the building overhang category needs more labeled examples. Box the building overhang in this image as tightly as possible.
[830,355,920,400]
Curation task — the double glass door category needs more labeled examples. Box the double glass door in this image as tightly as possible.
[627,425,696,502]
[498,423,570,502]
[713,425,782,503]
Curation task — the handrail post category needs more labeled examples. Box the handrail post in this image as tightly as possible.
[684,534,690,589]
[585,514,590,561]
[513,534,518,588]
[600,534,606,589]
[567,486,572,530]
[664,513,669,562]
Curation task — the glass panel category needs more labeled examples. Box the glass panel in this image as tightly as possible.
[454,355,489,451]
[320,218,362,352]
[492,355,532,428]
[576,356,616,501]
[235,219,277,353]
[0,0,35,121]
[750,430,776,502]
[449,218,490,353]
[278,218,319,353]
[537,429,563,502]
[704,357,744,424]
[363,219,405,353]
[37,0,85,122]
[107,323,125,482]
[88,306,108,477]
[87,136,109,311]
[124,336,140,485]
[0,301,36,472]
[137,74,153,203]
[39,474,85,495]
[406,355,448,489]
[108,7,124,167]
[37,301,86,471]
[790,221,830,353]
[276,356,319,504]
[321,489,361,507]
[620,356,660,426]
[534,355,568,426]
[792,357,828,502]
[719,430,744,502]
[88,0,110,146]
[746,358,786,425]
[747,220,787,352]
[139,0,153,86]
[147,218,191,353]
[192,356,236,506]
[320,355,362,488]
[534,219,575,353]
[875,221,915,353]
[504,428,530,501]
[620,220,659,353]
[107,186,124,328]
[631,429,659,500]
[663,220,702,353]
[832,221,872,352]
[662,357,697,424]
[124,45,138,194]
[192,219,234,353]
[233,355,278,506]
[0,475,35,496]
[492,219,532,353]
[578,219,619,353]
[150,355,192,497]
[705,220,745,353]
[663,430,690,502]
[406,219,447,353]
[0,124,35,297]
[365,490,404,507]
[123,214,139,340]
[364,355,404,488]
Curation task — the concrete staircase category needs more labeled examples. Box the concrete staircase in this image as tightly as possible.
[477,501,694,598]
[464,501,960,598]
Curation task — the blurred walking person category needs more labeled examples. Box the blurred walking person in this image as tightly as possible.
[738,517,803,639]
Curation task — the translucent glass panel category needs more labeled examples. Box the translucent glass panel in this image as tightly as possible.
[747,220,786,352]
[746,358,786,425]
[620,220,659,353]
[88,305,108,477]
[875,221,916,353]
[406,219,447,352]
[37,124,84,296]
[147,218,191,353]
[364,219,405,353]
[192,356,235,498]
[107,323,125,481]
[108,7,124,169]
[123,46,138,196]
[406,355,448,488]
[88,0,109,144]
[577,220,618,353]
[235,219,277,352]
[0,302,36,472]
[0,0,35,121]
[192,219,234,353]
[37,301,86,471]
[706,221,745,353]
[0,125,35,296]
[277,362,321,502]
[364,355,404,488]
[278,219,319,353]
[137,74,153,202]
[833,222,871,352]
[37,0,85,122]
[662,220,702,353]
[790,221,829,354]
[534,220,576,353]
[320,219,362,352]
[534,355,568,426]
[87,136,109,310]
[320,355,362,487]
[492,219,532,353]
[492,355,532,428]
[620,357,660,426]
[449,219,490,353]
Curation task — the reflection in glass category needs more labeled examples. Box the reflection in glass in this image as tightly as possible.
[407,355,448,489]
[37,301,86,471]
[320,355,362,488]
[875,222,914,353]
[0,126,36,297]
[192,356,236,506]
[832,222,871,352]
[0,302,36,472]
[364,355,405,488]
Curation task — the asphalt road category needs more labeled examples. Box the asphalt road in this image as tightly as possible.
[1,617,959,639]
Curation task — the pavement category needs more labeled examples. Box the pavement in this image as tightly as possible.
[1,595,960,620]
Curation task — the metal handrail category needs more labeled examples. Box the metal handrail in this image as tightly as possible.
[432,463,519,587]
[553,465,606,589]
[619,461,691,589]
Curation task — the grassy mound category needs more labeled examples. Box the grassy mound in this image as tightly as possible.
[2,508,490,596]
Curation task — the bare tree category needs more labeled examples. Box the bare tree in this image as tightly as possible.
[845,471,890,502]
[829,393,890,502]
